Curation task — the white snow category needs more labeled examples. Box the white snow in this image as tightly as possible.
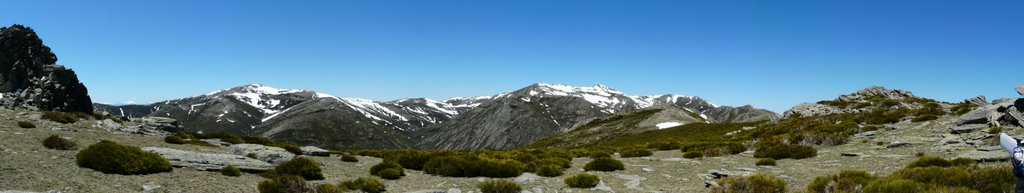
[340,98,409,122]
[656,122,684,129]
[188,103,206,115]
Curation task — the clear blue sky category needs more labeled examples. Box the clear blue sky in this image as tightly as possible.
[2,0,1021,113]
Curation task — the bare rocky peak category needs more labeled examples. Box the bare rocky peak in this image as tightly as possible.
[838,86,916,102]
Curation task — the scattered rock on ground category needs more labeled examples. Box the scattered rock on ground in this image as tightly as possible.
[144,147,274,171]
[229,144,295,164]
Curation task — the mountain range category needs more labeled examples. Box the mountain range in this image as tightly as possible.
[94,83,778,150]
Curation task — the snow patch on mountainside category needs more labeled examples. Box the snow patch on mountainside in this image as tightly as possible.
[340,98,409,122]
[655,122,683,129]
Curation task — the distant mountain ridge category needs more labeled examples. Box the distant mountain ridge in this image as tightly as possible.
[94,83,778,150]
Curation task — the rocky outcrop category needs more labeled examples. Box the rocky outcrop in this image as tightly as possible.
[966,96,988,106]
[838,86,916,101]
[229,144,295,164]
[0,24,93,112]
[1016,84,1023,97]
[783,103,844,117]
[954,85,1024,128]
[143,147,274,171]
[300,146,330,157]
[137,117,183,133]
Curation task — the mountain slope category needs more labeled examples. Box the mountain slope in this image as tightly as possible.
[416,83,778,150]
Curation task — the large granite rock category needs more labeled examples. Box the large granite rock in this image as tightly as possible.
[142,147,274,171]
[229,144,295,164]
[1016,84,1024,97]
[783,103,843,117]
[0,24,93,112]
[838,86,916,101]
[966,95,988,106]
[300,146,330,157]
[137,117,183,133]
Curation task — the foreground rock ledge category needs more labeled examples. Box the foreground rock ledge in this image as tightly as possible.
[143,147,274,171]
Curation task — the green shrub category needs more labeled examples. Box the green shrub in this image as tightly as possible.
[477,179,522,193]
[221,165,241,177]
[620,149,653,158]
[370,161,404,177]
[164,136,186,144]
[863,179,926,193]
[589,151,612,158]
[480,159,525,178]
[892,166,972,187]
[43,135,77,150]
[242,136,277,146]
[378,168,402,180]
[275,143,303,155]
[257,175,310,193]
[76,140,171,175]
[967,166,1013,192]
[709,173,787,193]
[755,158,776,166]
[753,143,816,160]
[42,111,76,124]
[682,151,702,158]
[565,173,600,188]
[806,170,876,193]
[315,183,342,193]
[340,177,386,193]
[193,131,243,144]
[17,121,35,128]
[271,157,323,180]
[423,156,479,177]
[911,114,939,122]
[647,141,682,150]
[535,164,563,177]
[679,142,747,157]
[905,156,950,168]
[341,154,359,162]
[584,157,624,171]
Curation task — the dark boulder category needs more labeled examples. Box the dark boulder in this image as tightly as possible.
[0,24,93,112]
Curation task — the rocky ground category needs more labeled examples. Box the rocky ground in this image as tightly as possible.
[0,106,1020,193]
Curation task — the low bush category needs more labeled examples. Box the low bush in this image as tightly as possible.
[17,121,35,128]
[257,175,310,193]
[589,151,612,158]
[682,151,703,158]
[535,164,563,177]
[584,157,624,171]
[164,136,186,144]
[43,135,77,150]
[647,141,682,150]
[679,142,747,157]
[378,168,403,180]
[481,159,525,178]
[270,157,323,180]
[806,170,876,193]
[315,184,342,193]
[477,179,522,193]
[709,173,787,193]
[193,131,244,144]
[370,161,404,177]
[620,149,653,158]
[241,136,277,146]
[753,143,816,160]
[565,173,600,188]
[755,158,776,166]
[862,179,926,193]
[340,177,386,193]
[905,156,951,168]
[341,154,359,162]
[76,140,171,175]
[42,111,76,124]
[911,114,939,122]
[275,143,303,155]
[221,165,241,177]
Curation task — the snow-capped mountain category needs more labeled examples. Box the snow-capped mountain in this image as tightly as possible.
[415,83,778,150]
[94,83,777,150]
